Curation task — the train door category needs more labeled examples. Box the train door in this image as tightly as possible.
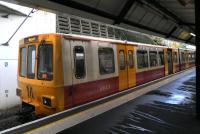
[70,40,88,105]
[117,44,128,90]
[126,45,136,88]
[167,49,173,74]
[117,44,136,91]
[172,49,176,73]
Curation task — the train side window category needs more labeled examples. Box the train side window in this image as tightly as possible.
[174,52,178,63]
[181,52,185,62]
[74,46,85,79]
[128,50,134,68]
[98,47,115,74]
[20,47,26,77]
[149,51,158,67]
[137,50,148,69]
[158,51,164,65]
[119,50,125,70]
[27,45,36,79]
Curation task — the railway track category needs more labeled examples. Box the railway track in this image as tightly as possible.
[0,110,43,131]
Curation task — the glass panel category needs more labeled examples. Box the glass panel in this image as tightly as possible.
[38,44,53,80]
[137,50,148,69]
[181,52,185,62]
[149,51,158,67]
[119,50,125,70]
[74,46,85,79]
[27,45,36,79]
[20,47,26,77]
[98,48,115,74]
[174,52,178,63]
[128,50,134,68]
[158,51,164,65]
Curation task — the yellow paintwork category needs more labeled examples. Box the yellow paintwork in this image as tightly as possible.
[117,44,136,91]
[164,48,168,76]
[172,49,176,74]
[126,45,136,88]
[117,44,128,90]
[18,34,65,115]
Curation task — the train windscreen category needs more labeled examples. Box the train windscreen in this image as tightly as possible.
[38,44,53,80]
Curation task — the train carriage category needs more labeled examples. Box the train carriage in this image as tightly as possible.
[17,33,195,115]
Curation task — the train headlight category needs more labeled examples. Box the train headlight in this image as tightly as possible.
[42,95,56,108]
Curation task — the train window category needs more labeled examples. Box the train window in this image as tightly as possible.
[38,44,53,80]
[119,50,125,70]
[20,47,26,77]
[158,51,164,65]
[74,46,85,79]
[98,47,115,74]
[27,45,36,79]
[137,50,148,69]
[174,52,178,63]
[149,51,158,67]
[128,50,134,68]
[181,52,185,62]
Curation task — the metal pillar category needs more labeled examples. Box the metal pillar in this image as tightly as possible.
[195,0,200,119]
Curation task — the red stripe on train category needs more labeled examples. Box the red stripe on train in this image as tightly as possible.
[136,67,165,85]
[64,77,119,109]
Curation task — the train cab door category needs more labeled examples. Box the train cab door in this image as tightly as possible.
[167,49,173,74]
[117,44,136,91]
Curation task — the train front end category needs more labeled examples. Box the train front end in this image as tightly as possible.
[17,34,64,115]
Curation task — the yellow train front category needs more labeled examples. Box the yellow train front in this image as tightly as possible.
[17,34,65,115]
[17,33,195,116]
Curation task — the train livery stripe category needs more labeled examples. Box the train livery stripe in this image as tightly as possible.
[64,76,119,109]
[136,67,165,85]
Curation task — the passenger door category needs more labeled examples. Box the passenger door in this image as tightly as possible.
[126,45,136,88]
[167,49,173,74]
[117,44,136,91]
[70,40,89,105]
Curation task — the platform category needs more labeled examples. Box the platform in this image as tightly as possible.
[1,68,197,134]
[60,68,198,134]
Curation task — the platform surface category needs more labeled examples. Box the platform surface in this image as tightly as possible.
[60,69,199,134]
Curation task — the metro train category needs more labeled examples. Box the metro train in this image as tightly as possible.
[17,33,195,115]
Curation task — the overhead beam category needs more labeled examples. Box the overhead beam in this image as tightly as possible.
[143,0,194,32]
[182,22,195,27]
[185,35,193,43]
[113,0,136,25]
[49,0,193,44]
[166,26,178,38]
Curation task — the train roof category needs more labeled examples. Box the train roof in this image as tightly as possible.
[19,33,195,51]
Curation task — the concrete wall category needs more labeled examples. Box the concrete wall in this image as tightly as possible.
[0,7,56,114]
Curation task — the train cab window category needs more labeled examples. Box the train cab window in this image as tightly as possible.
[128,50,134,68]
[137,50,148,69]
[38,44,53,80]
[149,51,158,67]
[98,48,115,74]
[158,51,164,65]
[20,47,26,77]
[119,50,125,70]
[27,45,36,79]
[74,46,86,79]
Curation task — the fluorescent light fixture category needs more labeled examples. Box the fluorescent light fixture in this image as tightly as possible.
[190,33,196,36]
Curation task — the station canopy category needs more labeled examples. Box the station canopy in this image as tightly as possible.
[1,0,195,45]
